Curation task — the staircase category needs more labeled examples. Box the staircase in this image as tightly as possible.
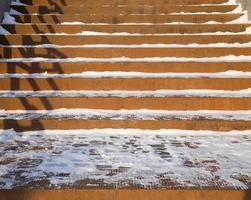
[0,0,251,199]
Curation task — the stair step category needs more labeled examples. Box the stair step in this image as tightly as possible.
[1,118,251,131]
[1,47,251,58]
[18,0,230,6]
[1,62,251,73]
[1,97,250,110]
[1,78,250,90]
[2,34,251,46]
[0,129,250,191]
[11,5,239,14]
[0,190,248,200]
[1,23,249,34]
[12,13,243,24]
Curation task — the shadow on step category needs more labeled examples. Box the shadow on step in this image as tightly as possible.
[244,190,251,200]
[19,0,68,6]
[0,33,68,131]
[11,4,64,14]
[2,119,44,131]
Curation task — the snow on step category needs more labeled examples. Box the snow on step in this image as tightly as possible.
[3,42,251,47]
[1,89,251,98]
[1,55,251,62]
[1,70,251,78]
[0,129,250,189]
[1,109,251,121]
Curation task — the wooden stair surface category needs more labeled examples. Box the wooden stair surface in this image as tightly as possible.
[11,5,240,14]
[0,0,251,199]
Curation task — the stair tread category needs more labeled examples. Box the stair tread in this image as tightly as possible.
[1,96,251,110]
[2,23,249,34]
[1,78,250,90]
[2,34,251,46]
[1,46,251,59]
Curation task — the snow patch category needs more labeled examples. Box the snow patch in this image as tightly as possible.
[0,26,10,35]
[11,0,26,6]
[1,12,17,24]
[9,8,22,15]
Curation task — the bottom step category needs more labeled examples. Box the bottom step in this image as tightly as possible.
[0,129,250,191]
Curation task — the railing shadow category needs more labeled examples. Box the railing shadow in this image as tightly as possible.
[0,21,67,131]
[19,0,68,6]
[11,4,64,14]
[244,189,251,200]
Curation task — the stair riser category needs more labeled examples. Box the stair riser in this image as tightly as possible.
[0,190,249,200]
[1,62,251,73]
[1,35,251,46]
[1,97,250,110]
[11,5,238,14]
[13,14,242,24]
[1,24,247,34]
[0,190,247,200]
[19,0,229,6]
[1,119,250,131]
[1,47,251,58]
[1,78,250,90]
